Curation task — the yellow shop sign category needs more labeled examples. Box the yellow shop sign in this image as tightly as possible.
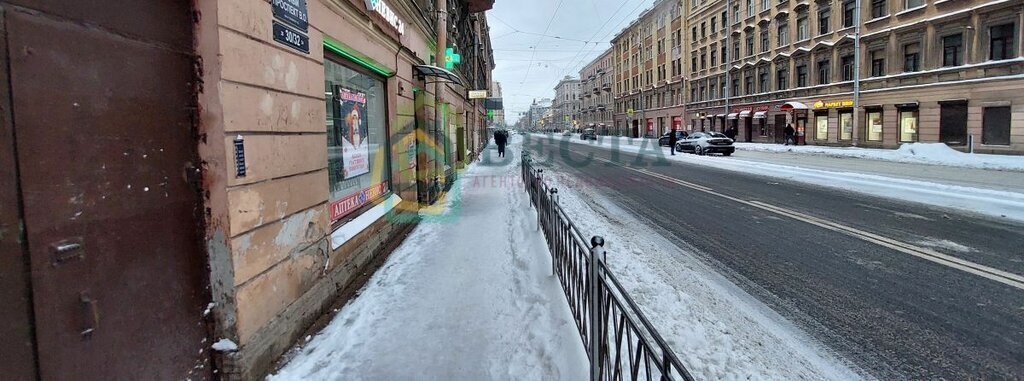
[813,99,854,109]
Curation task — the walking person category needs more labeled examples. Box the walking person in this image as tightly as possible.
[494,129,508,158]
[784,123,795,145]
[668,127,678,155]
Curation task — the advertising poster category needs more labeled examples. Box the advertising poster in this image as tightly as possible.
[336,86,370,179]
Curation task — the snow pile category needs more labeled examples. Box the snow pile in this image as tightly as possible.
[211,339,238,352]
[542,173,862,380]
[734,142,1024,172]
[270,135,587,380]
[537,133,1024,222]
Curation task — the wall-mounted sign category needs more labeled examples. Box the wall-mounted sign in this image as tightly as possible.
[468,90,488,99]
[272,0,308,31]
[330,182,388,221]
[273,21,310,53]
[812,99,854,109]
[363,0,406,35]
[233,135,246,178]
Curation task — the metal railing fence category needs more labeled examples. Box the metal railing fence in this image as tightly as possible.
[522,150,695,381]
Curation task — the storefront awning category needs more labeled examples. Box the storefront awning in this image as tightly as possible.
[753,111,768,119]
[413,65,465,86]
[726,113,738,120]
[715,114,726,118]
[780,101,809,111]
[738,110,752,118]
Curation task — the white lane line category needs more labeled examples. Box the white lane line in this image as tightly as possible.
[583,150,1024,291]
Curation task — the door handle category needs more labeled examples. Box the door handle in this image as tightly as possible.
[79,291,99,338]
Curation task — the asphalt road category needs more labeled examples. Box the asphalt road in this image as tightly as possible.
[525,135,1024,379]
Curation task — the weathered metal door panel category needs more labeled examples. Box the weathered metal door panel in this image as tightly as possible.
[6,5,210,380]
[0,7,37,379]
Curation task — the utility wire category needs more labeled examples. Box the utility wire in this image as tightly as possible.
[518,0,566,87]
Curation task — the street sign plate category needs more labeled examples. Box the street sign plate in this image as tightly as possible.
[273,21,309,54]
[272,0,309,32]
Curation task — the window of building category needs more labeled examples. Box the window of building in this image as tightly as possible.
[982,106,1011,145]
[734,42,740,59]
[761,30,770,52]
[990,23,1016,61]
[871,50,885,76]
[701,53,707,69]
[762,0,770,11]
[721,78,728,97]
[866,109,883,141]
[746,35,755,56]
[722,43,728,63]
[722,11,729,27]
[904,43,920,72]
[943,33,962,67]
[817,59,830,84]
[701,22,707,39]
[733,6,740,23]
[732,78,740,96]
[325,56,391,223]
[905,0,924,9]
[843,0,856,28]
[745,75,753,94]
[899,108,918,142]
[747,0,754,16]
[841,54,854,81]
[778,23,789,46]
[797,16,809,40]
[692,57,698,71]
[818,8,831,35]
[759,71,769,92]
[872,0,887,18]
[797,64,808,87]
[692,26,698,40]
[711,17,717,31]
[711,50,718,66]
[815,112,829,140]
[657,39,664,55]
[839,110,853,140]
[777,68,789,90]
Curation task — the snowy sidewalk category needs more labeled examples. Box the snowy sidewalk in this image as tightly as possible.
[270,136,587,380]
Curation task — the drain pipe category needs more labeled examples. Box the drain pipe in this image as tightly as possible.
[852,0,862,147]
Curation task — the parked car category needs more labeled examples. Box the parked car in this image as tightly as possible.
[674,132,735,156]
[581,128,597,140]
[657,131,689,146]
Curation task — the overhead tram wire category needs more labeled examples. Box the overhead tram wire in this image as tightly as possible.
[517,0,565,88]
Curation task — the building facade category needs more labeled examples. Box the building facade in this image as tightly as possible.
[0,0,495,380]
[683,0,1024,153]
[613,0,687,138]
[580,49,616,134]
[553,76,582,131]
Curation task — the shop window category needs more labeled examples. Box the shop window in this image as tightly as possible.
[982,106,1011,145]
[815,113,829,140]
[990,23,1015,61]
[866,109,883,141]
[943,34,962,67]
[839,110,853,140]
[325,57,391,223]
[899,108,919,142]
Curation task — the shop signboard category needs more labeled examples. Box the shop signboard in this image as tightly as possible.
[273,21,310,53]
[330,182,388,221]
[812,99,854,109]
[272,0,309,31]
[468,90,488,99]
[363,0,406,35]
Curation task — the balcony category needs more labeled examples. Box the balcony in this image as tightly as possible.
[466,0,495,12]
[602,83,612,91]
[597,104,606,110]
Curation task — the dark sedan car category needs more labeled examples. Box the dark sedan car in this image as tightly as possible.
[674,132,735,156]
[657,131,689,146]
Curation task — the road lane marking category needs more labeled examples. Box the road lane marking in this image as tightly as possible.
[579,150,1024,291]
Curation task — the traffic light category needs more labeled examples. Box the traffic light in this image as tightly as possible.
[444,47,461,69]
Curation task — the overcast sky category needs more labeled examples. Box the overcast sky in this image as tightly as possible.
[488,0,656,125]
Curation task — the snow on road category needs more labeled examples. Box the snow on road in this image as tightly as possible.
[270,135,587,380]
[534,134,1024,222]
[541,172,864,381]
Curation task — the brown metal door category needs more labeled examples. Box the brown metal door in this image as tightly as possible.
[3,2,211,380]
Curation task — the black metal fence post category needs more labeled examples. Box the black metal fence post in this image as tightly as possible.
[590,235,605,381]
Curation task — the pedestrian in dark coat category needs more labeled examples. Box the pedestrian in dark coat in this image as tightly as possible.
[668,128,678,155]
[494,130,508,157]
[725,127,737,141]
[784,124,795,145]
